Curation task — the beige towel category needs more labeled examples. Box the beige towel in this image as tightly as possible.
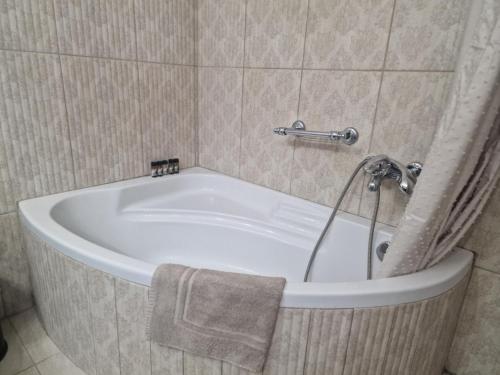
[146,264,286,372]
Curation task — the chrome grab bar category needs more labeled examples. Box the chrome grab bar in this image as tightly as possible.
[273,120,359,145]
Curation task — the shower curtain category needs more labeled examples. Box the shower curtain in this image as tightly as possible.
[378,0,500,278]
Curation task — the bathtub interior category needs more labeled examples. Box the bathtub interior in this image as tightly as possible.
[49,169,393,283]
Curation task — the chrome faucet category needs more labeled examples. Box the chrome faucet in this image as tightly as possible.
[363,155,422,195]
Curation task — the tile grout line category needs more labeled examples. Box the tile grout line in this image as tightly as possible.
[236,0,249,178]
[50,0,78,191]
[289,0,311,195]
[193,0,200,167]
[356,0,398,216]
[0,47,197,68]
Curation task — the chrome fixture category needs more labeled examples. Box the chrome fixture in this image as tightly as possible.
[273,120,359,145]
[364,155,422,195]
[376,241,390,262]
[303,155,423,282]
[151,159,180,177]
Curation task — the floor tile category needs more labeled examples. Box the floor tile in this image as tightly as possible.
[0,320,33,375]
[17,366,41,375]
[10,309,60,363]
[36,353,86,375]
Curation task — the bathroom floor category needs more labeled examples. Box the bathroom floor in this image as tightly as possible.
[0,309,84,375]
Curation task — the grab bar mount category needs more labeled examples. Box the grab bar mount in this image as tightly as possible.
[273,120,359,145]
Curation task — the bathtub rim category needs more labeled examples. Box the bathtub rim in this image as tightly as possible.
[19,167,473,309]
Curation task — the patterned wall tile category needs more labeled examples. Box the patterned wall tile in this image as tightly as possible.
[87,269,120,375]
[461,182,500,274]
[198,67,243,177]
[135,0,195,64]
[53,0,136,60]
[291,71,381,213]
[244,0,308,68]
[304,309,353,375]
[115,279,151,375]
[0,213,32,316]
[263,308,310,375]
[239,69,301,192]
[448,267,500,375]
[386,0,468,70]
[197,0,246,67]
[61,56,143,188]
[0,51,75,213]
[139,63,195,172]
[151,342,183,375]
[304,0,394,69]
[360,72,452,226]
[0,0,58,52]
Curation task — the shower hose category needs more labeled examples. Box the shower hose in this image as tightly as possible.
[303,158,381,282]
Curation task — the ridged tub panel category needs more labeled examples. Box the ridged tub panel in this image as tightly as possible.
[151,342,184,375]
[184,352,222,375]
[263,308,311,375]
[87,268,120,375]
[22,225,470,375]
[430,275,469,373]
[222,362,254,375]
[115,279,151,375]
[381,300,426,375]
[24,230,96,374]
[304,309,353,375]
[343,306,396,375]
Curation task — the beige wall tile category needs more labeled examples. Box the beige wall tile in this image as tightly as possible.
[18,367,40,375]
[116,279,151,375]
[360,72,452,225]
[245,0,308,68]
[386,0,468,71]
[239,69,301,192]
[87,269,120,375]
[53,0,136,60]
[291,70,381,212]
[197,0,246,67]
[198,67,243,177]
[0,213,32,315]
[9,308,59,364]
[139,63,196,172]
[0,0,58,52]
[0,51,75,213]
[135,0,195,64]
[304,309,353,375]
[304,0,394,69]
[61,56,143,188]
[448,267,500,375]
[461,182,500,273]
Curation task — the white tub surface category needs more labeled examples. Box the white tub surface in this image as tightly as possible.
[19,167,472,308]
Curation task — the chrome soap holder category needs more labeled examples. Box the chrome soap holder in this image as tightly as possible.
[273,120,359,145]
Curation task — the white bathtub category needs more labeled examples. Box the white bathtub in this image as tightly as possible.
[19,167,472,308]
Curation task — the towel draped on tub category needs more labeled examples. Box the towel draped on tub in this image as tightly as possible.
[146,264,286,372]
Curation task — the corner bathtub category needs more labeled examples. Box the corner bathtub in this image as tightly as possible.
[19,168,472,375]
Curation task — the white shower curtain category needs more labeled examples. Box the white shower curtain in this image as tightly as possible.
[378,0,500,278]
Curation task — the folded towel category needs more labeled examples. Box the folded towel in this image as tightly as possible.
[146,264,286,372]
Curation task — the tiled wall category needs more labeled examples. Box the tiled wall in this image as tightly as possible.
[447,183,500,374]
[0,0,197,317]
[196,0,468,227]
